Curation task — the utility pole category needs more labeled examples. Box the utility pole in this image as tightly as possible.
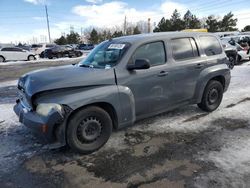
[148,18,151,33]
[124,16,127,35]
[45,5,51,43]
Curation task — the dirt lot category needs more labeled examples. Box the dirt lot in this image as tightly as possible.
[0,59,250,188]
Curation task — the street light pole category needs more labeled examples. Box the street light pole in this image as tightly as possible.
[45,5,51,43]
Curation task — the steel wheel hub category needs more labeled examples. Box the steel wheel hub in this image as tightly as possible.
[208,88,219,104]
[77,117,102,142]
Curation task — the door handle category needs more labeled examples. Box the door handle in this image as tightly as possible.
[158,71,168,77]
[195,63,204,69]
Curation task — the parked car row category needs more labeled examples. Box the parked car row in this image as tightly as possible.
[0,47,36,62]
[0,43,94,62]
[221,35,250,67]
[43,45,83,59]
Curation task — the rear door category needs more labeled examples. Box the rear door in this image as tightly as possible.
[8,48,27,60]
[166,37,207,104]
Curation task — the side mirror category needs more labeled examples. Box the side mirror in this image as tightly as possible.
[127,59,150,70]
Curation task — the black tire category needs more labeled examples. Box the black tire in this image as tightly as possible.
[57,53,63,58]
[0,56,5,63]
[67,106,112,154]
[237,55,242,64]
[76,51,83,57]
[198,80,224,112]
[228,56,235,69]
[28,55,36,61]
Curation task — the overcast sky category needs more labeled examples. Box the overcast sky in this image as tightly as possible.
[0,0,249,44]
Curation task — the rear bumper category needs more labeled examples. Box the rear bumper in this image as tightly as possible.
[14,100,63,143]
[224,70,231,92]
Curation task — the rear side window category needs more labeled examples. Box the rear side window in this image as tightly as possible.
[171,38,199,61]
[13,48,23,52]
[133,41,166,66]
[46,44,55,48]
[200,36,222,56]
[1,48,11,51]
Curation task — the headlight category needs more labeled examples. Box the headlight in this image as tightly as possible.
[36,103,62,117]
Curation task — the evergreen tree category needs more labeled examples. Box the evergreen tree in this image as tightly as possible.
[133,26,141,34]
[242,25,250,32]
[112,31,123,38]
[183,10,201,29]
[89,28,99,44]
[66,32,81,44]
[220,12,238,31]
[54,36,67,45]
[153,17,171,32]
[170,9,185,31]
[206,16,220,32]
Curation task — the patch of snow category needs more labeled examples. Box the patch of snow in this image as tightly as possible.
[208,137,250,175]
[0,104,20,134]
[0,80,17,88]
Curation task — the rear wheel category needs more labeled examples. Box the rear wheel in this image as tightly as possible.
[198,80,224,112]
[67,106,112,154]
[228,56,235,69]
[0,56,5,63]
[57,53,63,58]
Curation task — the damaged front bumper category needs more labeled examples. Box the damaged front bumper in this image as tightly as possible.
[14,100,64,144]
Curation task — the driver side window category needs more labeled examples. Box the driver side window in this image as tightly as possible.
[133,41,166,66]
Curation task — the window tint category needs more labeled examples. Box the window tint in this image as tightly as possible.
[1,48,11,51]
[133,41,166,66]
[13,48,23,52]
[1,47,22,51]
[31,44,42,48]
[46,44,55,48]
[200,36,222,56]
[171,38,199,60]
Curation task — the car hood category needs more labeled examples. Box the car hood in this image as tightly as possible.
[21,65,116,97]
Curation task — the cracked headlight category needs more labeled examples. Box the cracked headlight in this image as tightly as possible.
[36,103,62,117]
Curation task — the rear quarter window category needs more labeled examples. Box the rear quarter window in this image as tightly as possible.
[171,38,199,61]
[200,36,222,56]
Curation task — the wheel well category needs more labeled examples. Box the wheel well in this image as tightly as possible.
[28,55,35,59]
[0,55,5,61]
[67,102,118,130]
[210,76,225,89]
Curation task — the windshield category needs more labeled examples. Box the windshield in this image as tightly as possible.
[79,41,130,69]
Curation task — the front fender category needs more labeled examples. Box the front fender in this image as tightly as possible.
[35,85,136,129]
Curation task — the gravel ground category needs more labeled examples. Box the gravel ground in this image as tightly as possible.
[0,60,250,188]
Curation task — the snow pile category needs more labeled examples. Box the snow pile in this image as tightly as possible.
[208,137,250,175]
[0,80,17,87]
[0,103,20,134]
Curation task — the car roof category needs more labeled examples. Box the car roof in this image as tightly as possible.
[112,32,217,44]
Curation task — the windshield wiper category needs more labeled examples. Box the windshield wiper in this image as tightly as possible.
[79,64,92,68]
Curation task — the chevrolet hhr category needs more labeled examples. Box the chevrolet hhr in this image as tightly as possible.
[14,32,231,153]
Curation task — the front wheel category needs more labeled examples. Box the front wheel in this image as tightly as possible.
[28,55,36,61]
[198,80,224,112]
[0,56,5,63]
[228,56,235,69]
[67,106,112,154]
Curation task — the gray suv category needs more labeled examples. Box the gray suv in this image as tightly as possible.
[14,32,231,153]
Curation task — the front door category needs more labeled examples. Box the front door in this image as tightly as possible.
[117,41,171,117]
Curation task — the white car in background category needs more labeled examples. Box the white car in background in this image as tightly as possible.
[31,43,56,56]
[0,47,36,63]
[221,36,250,62]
